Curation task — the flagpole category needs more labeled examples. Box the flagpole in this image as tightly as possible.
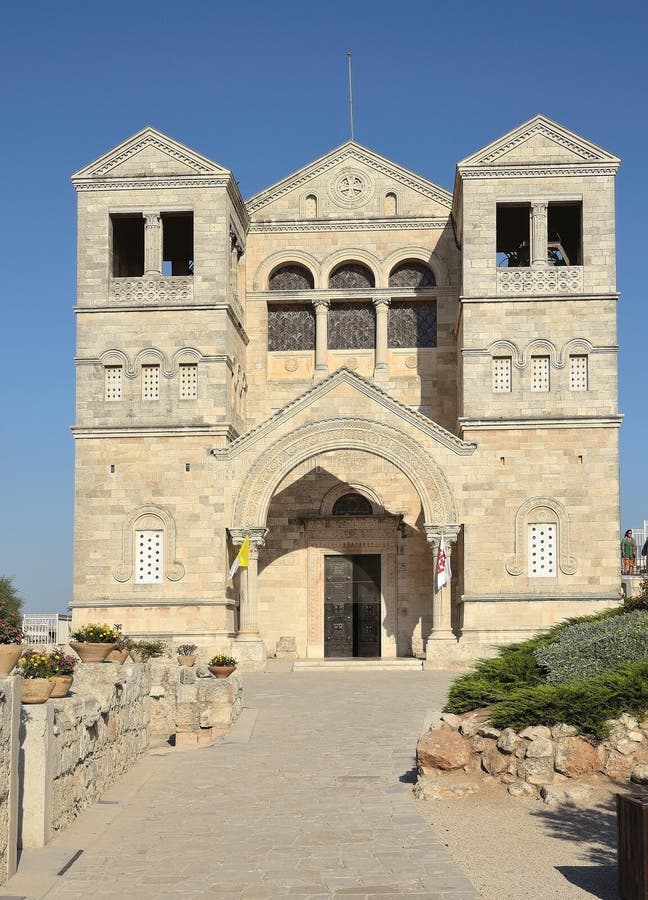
[347,51,354,141]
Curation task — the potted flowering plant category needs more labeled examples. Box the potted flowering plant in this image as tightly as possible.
[16,650,55,704]
[47,648,77,697]
[129,638,167,663]
[207,653,238,679]
[69,623,121,663]
[107,629,132,665]
[177,643,198,667]
[0,599,25,676]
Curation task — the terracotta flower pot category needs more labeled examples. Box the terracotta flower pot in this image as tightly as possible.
[70,642,116,663]
[178,654,196,667]
[208,665,236,679]
[106,649,130,664]
[49,674,74,698]
[21,677,55,704]
[0,644,22,676]
[129,649,148,663]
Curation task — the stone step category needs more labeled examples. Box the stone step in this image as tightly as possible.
[292,658,423,671]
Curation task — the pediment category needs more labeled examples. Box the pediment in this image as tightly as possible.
[217,368,475,459]
[246,142,452,220]
[72,127,230,182]
[458,115,620,170]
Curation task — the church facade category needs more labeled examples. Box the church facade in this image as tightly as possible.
[70,116,622,667]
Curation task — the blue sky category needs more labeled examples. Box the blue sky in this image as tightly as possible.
[1,0,646,612]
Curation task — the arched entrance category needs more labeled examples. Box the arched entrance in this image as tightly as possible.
[229,417,459,662]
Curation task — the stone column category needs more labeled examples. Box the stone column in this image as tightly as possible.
[144,212,162,275]
[373,297,390,375]
[231,527,268,669]
[423,525,461,654]
[313,299,330,376]
[531,202,548,269]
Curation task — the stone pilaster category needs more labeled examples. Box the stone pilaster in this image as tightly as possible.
[144,212,162,275]
[531,201,548,268]
[230,527,268,669]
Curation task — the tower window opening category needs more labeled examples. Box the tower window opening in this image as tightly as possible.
[496,204,530,268]
[547,202,582,266]
[162,212,194,276]
[112,214,144,277]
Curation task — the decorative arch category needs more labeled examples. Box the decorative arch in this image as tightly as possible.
[321,248,381,288]
[382,247,448,287]
[113,504,185,583]
[253,249,321,291]
[505,496,577,576]
[486,339,521,367]
[558,338,594,368]
[389,259,436,289]
[320,483,385,516]
[233,417,457,529]
[519,339,559,370]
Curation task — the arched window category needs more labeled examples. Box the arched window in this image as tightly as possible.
[329,262,375,290]
[269,264,315,291]
[384,192,397,216]
[389,260,436,288]
[332,493,374,516]
[305,195,318,218]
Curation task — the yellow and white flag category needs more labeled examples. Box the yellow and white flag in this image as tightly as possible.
[228,536,250,579]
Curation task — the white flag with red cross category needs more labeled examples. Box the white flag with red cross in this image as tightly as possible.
[437,534,451,589]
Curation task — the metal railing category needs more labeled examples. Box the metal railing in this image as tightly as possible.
[22,615,72,646]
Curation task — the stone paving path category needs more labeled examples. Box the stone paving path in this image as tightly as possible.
[2,669,478,899]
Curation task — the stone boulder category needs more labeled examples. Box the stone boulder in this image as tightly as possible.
[554,736,601,777]
[417,723,472,774]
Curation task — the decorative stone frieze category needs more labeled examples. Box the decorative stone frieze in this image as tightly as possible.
[109,276,194,305]
[496,266,583,295]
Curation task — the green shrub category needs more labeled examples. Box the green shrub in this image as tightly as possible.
[488,661,648,738]
[535,610,648,683]
[623,580,648,613]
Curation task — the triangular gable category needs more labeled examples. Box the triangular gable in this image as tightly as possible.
[246,141,453,214]
[458,114,620,170]
[72,127,231,182]
[214,368,475,459]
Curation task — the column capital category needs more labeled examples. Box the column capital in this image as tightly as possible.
[423,524,461,547]
[373,297,391,308]
[312,298,330,311]
[228,526,268,548]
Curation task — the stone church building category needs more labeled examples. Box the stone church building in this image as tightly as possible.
[70,115,622,667]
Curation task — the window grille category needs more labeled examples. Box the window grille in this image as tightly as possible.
[332,493,373,516]
[531,356,550,392]
[388,302,437,348]
[179,363,198,399]
[528,523,557,577]
[328,302,375,349]
[135,530,163,583]
[142,365,160,400]
[328,263,375,290]
[268,304,315,351]
[569,355,588,391]
[269,265,314,291]
[388,260,436,288]
[104,366,122,401]
[493,357,512,392]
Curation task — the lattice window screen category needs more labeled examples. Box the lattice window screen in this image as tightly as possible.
[493,357,512,392]
[328,264,375,289]
[104,366,122,401]
[142,365,160,400]
[388,261,436,288]
[531,356,550,392]
[179,364,198,399]
[528,523,557,577]
[269,265,314,291]
[268,304,315,351]
[388,302,437,348]
[135,530,164,583]
[569,355,588,391]
[328,302,375,349]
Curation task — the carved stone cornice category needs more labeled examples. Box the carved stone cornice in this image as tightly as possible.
[74,176,233,191]
[248,218,449,233]
[460,165,618,179]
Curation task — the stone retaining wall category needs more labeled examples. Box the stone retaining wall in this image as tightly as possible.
[416,708,648,805]
[0,679,20,884]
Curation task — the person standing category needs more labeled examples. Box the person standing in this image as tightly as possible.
[621,529,637,575]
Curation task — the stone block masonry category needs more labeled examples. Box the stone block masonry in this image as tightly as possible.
[0,679,20,884]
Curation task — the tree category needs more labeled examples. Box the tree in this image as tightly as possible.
[0,576,24,616]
